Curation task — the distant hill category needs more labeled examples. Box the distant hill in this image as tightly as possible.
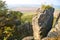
[7,4,40,9]
[8,4,40,13]
[8,4,60,13]
[9,7,38,12]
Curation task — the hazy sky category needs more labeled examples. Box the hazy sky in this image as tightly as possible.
[3,0,60,6]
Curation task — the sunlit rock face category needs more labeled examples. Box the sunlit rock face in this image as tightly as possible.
[22,36,33,40]
[32,6,54,40]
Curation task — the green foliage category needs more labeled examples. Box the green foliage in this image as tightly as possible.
[0,0,8,15]
[41,5,52,10]
[0,8,23,40]
[0,0,7,9]
[21,14,33,23]
[9,11,23,20]
[2,11,23,40]
[0,0,33,40]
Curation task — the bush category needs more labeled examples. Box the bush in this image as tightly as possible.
[41,5,52,10]
[21,15,33,23]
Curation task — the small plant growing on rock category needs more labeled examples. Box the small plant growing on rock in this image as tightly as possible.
[41,5,52,10]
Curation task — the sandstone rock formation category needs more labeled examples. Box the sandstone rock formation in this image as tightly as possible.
[20,6,60,40]
[32,6,54,40]
[22,36,33,40]
[21,6,60,40]
[42,12,60,40]
[47,13,60,38]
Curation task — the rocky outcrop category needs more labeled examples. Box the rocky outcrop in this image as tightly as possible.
[22,36,33,40]
[47,13,60,38]
[42,13,60,40]
[22,6,60,40]
[32,6,54,40]
[23,6,60,40]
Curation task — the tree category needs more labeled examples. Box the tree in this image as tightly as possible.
[4,11,23,40]
[0,0,8,40]
[0,0,7,10]
[0,0,8,15]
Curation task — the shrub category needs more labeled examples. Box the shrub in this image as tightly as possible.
[21,15,33,23]
[41,5,52,10]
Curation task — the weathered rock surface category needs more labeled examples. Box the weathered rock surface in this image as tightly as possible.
[22,7,60,40]
[47,13,60,38]
[42,13,60,40]
[22,36,33,40]
[32,6,54,40]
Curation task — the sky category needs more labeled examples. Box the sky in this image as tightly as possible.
[2,0,60,8]
[3,0,60,6]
